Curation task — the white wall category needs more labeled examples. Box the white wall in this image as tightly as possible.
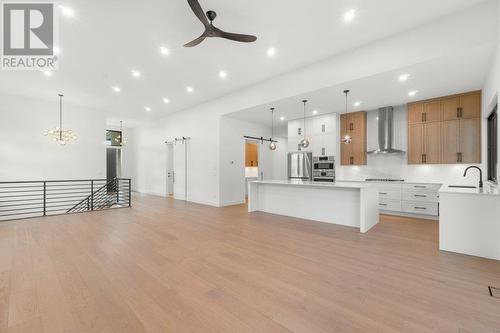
[0,94,106,181]
[133,107,220,205]
[219,116,287,206]
[132,2,497,204]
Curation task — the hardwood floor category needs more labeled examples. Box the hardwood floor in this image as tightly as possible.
[0,193,499,333]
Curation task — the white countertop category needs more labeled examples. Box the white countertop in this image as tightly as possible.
[250,180,371,189]
[439,184,500,196]
[338,179,442,185]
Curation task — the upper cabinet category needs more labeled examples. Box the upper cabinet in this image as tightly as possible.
[408,91,481,165]
[340,111,367,166]
[442,92,481,121]
[287,114,337,156]
[408,100,441,123]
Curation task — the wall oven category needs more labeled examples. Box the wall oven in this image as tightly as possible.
[313,156,335,182]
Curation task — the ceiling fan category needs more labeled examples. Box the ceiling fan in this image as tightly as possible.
[184,0,257,47]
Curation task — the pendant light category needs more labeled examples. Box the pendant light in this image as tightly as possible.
[114,120,128,146]
[44,94,77,146]
[269,107,277,150]
[342,90,352,145]
[300,99,310,148]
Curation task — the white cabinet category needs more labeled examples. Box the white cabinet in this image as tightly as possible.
[369,182,440,218]
[287,114,337,157]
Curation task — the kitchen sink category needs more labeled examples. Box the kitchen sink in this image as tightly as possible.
[448,185,477,189]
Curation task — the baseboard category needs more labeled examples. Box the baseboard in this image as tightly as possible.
[381,210,439,221]
[219,200,246,207]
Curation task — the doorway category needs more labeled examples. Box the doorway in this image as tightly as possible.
[106,148,122,180]
[166,138,189,201]
[166,143,174,197]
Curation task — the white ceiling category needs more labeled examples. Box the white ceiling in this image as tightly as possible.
[0,0,489,125]
[227,46,496,135]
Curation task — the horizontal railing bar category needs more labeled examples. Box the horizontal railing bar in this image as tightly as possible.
[46,191,94,196]
[44,199,88,204]
[0,178,130,185]
[0,185,44,189]
[0,207,44,213]
[0,194,44,198]
[0,189,45,194]
[0,211,43,217]
[0,203,44,208]
[0,198,43,203]
[45,187,94,192]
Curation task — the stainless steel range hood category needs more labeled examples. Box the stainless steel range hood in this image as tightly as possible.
[367,107,406,155]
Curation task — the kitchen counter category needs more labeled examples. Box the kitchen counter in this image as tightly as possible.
[439,184,500,196]
[248,180,379,233]
[439,183,500,260]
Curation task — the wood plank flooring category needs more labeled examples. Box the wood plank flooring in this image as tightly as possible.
[0,193,499,332]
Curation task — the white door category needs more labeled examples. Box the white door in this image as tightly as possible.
[166,143,174,196]
[173,140,187,200]
[258,141,273,181]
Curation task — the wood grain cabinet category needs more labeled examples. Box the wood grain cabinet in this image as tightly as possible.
[408,91,481,165]
[408,122,441,164]
[340,111,367,165]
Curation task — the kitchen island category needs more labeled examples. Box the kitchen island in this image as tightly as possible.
[439,184,500,261]
[248,180,379,233]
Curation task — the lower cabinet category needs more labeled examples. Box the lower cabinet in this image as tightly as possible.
[373,183,440,218]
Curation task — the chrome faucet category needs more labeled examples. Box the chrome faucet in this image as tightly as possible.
[463,166,483,189]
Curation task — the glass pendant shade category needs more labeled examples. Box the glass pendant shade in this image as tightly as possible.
[300,138,310,148]
[342,90,352,145]
[44,94,77,145]
[342,134,352,144]
[300,100,309,148]
[114,121,128,146]
[269,107,277,151]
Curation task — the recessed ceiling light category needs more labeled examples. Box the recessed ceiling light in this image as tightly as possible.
[408,90,419,97]
[219,70,227,79]
[42,70,53,77]
[131,70,141,78]
[186,86,194,93]
[163,97,170,104]
[343,9,356,22]
[267,47,276,57]
[280,116,285,121]
[312,110,318,115]
[59,5,75,18]
[111,86,121,93]
[354,101,362,107]
[399,74,411,82]
[159,46,170,56]
[145,107,152,112]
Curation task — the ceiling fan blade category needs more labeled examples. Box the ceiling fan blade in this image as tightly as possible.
[184,34,207,47]
[187,0,210,27]
[218,30,257,43]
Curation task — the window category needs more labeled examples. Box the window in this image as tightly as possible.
[106,130,122,147]
[487,105,497,182]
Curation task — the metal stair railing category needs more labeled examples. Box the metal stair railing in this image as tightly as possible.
[0,178,131,222]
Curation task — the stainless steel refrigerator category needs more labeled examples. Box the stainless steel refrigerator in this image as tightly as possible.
[288,152,313,181]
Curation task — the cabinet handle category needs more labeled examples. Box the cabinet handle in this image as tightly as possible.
[414,207,427,210]
[379,203,388,206]
[421,113,425,122]
[414,185,426,189]
[379,192,388,195]
[414,194,427,198]
[457,107,463,118]
[421,154,427,164]
[457,152,463,163]
[322,124,326,133]
[349,123,354,131]
[350,156,354,165]
[421,112,427,122]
